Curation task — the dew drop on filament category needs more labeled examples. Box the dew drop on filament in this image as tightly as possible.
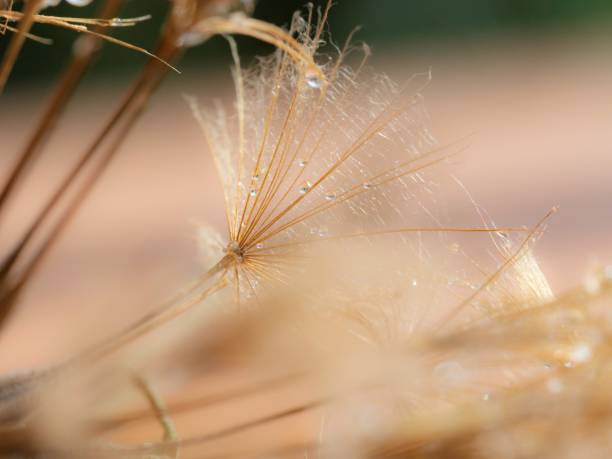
[363,183,372,190]
[249,189,257,197]
[325,193,336,201]
[496,231,511,248]
[256,243,264,249]
[299,182,312,194]
[298,160,308,168]
[305,69,323,89]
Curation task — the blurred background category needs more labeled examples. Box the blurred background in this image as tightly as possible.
[1,0,612,370]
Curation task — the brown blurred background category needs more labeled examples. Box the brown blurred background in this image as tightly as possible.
[1,0,611,371]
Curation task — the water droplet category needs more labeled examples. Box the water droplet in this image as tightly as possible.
[496,231,512,248]
[411,279,418,287]
[256,243,264,249]
[568,343,592,364]
[299,182,312,194]
[305,68,323,89]
[298,160,308,168]
[325,193,336,201]
[362,183,372,190]
[252,174,260,181]
[249,189,257,197]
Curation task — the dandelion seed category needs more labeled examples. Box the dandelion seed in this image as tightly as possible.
[188,1,534,334]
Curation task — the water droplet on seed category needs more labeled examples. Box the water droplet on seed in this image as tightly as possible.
[568,343,592,364]
[305,69,323,89]
[299,182,312,194]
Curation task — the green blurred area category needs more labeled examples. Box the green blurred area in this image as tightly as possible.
[2,0,612,87]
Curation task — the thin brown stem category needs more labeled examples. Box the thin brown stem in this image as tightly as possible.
[0,0,125,219]
[0,0,42,93]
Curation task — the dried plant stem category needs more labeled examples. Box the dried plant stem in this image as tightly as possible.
[0,8,177,72]
[0,24,50,44]
[0,30,182,331]
[0,0,125,218]
[70,397,325,457]
[0,0,42,94]
[97,372,304,434]
[69,255,231,366]
[133,375,178,459]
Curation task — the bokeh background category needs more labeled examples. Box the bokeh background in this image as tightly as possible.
[1,0,612,370]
